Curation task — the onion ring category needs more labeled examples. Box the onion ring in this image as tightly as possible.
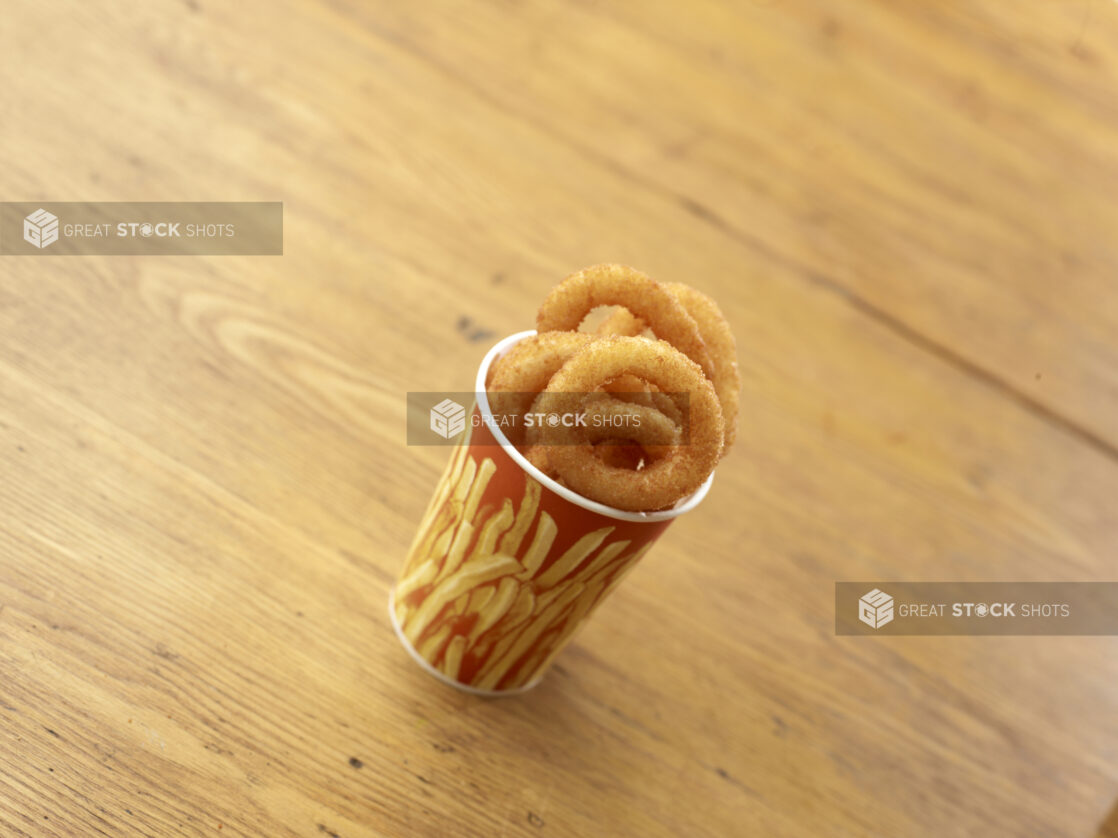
[524,391,682,468]
[487,332,592,444]
[593,282,739,452]
[580,395,681,448]
[523,443,556,478]
[536,264,714,382]
[526,391,681,454]
[595,307,644,338]
[529,337,723,511]
[664,282,740,451]
[601,373,684,428]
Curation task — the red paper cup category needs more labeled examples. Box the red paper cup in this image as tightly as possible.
[389,331,714,695]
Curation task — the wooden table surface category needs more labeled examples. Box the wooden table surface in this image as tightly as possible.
[3,2,1118,836]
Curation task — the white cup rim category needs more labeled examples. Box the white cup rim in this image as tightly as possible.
[474,330,714,523]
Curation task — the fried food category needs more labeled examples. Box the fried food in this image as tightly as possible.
[595,281,740,452]
[487,331,592,444]
[665,282,740,451]
[526,337,723,511]
[485,265,738,511]
[536,264,715,381]
[600,372,684,428]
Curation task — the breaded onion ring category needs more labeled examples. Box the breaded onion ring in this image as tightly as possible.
[583,397,678,468]
[536,264,715,382]
[593,282,739,452]
[580,395,681,448]
[487,332,592,444]
[595,307,644,338]
[601,372,684,428]
[523,443,556,478]
[526,391,681,454]
[531,337,723,511]
[664,282,740,451]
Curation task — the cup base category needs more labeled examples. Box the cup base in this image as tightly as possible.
[387,588,544,697]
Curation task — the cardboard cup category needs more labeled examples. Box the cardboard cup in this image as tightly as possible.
[389,331,713,695]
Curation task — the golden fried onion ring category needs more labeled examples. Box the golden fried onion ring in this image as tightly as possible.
[596,281,739,452]
[529,337,723,511]
[487,331,592,445]
[664,282,740,451]
[536,264,714,382]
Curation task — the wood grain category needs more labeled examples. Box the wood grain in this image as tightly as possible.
[1,1,1117,836]
[347,0,1118,452]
